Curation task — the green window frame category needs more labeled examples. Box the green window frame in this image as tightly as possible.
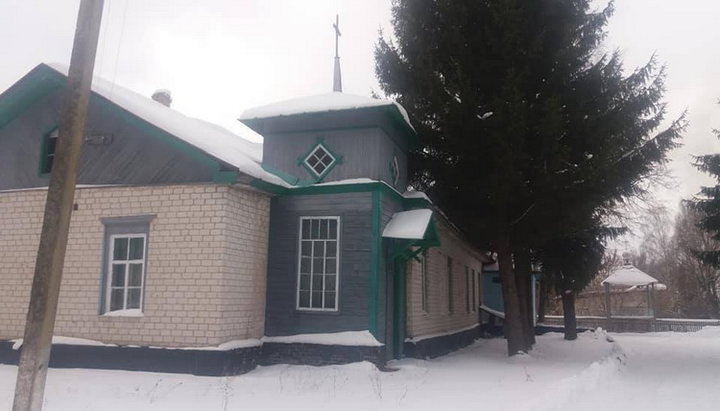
[39,126,59,176]
[447,256,454,314]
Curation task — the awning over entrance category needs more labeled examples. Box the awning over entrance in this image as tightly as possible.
[382,209,432,240]
[382,208,440,260]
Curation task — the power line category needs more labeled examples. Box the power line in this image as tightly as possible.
[109,0,129,98]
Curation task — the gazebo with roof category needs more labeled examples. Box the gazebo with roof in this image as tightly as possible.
[601,258,660,325]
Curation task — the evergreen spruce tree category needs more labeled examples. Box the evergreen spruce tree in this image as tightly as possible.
[538,220,622,339]
[540,228,606,340]
[376,0,682,355]
[690,104,720,268]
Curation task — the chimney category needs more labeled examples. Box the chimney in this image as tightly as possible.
[151,89,172,107]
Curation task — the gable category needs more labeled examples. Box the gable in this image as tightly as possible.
[0,89,227,190]
[0,64,287,191]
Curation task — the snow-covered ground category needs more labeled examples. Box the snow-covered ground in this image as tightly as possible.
[1,328,719,410]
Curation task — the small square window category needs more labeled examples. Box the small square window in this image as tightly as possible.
[303,144,336,177]
[40,128,59,175]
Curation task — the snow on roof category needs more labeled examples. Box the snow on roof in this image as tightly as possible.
[44,64,288,187]
[624,283,667,292]
[403,190,432,203]
[602,265,659,287]
[382,209,433,240]
[238,91,414,132]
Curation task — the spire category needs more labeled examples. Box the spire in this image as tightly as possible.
[333,14,342,92]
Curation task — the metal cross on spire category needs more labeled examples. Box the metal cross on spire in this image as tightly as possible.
[332,14,342,92]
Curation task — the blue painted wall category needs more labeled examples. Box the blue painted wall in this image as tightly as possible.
[482,271,504,312]
[482,271,542,314]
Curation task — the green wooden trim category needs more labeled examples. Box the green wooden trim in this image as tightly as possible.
[89,94,218,168]
[250,178,288,195]
[38,125,58,177]
[261,163,300,186]
[248,176,434,212]
[212,169,238,184]
[240,105,417,146]
[369,190,382,337]
[393,256,406,358]
[1,64,239,184]
[423,218,441,247]
[284,180,425,206]
[403,197,431,210]
[0,66,64,129]
[93,92,241,185]
[383,105,418,149]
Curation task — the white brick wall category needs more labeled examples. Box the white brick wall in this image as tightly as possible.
[405,220,484,338]
[0,183,270,347]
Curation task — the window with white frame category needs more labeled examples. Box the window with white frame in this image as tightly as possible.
[297,217,340,310]
[106,234,146,312]
[303,144,336,177]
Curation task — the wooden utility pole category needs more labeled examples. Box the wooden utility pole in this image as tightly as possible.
[13,1,104,410]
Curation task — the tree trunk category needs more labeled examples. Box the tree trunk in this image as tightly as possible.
[561,291,578,340]
[497,229,528,355]
[514,247,535,348]
[538,276,548,323]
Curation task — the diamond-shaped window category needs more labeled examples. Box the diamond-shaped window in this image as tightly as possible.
[390,155,400,186]
[304,144,336,177]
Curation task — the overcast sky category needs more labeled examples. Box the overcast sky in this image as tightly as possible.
[1,0,718,222]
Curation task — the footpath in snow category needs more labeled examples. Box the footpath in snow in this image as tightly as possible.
[1,328,719,410]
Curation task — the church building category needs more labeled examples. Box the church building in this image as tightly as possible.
[0,55,490,375]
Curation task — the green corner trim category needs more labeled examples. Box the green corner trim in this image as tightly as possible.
[212,169,238,184]
[250,178,288,195]
[0,67,64,129]
[249,178,432,206]
[393,256,407,358]
[261,163,300,186]
[369,190,382,337]
[248,177,434,212]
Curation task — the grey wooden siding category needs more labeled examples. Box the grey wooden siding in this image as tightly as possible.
[264,192,375,336]
[0,90,222,190]
[262,127,408,190]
